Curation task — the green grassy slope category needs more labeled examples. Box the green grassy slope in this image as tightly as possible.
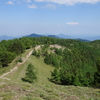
[6,55,54,85]
[0,49,100,100]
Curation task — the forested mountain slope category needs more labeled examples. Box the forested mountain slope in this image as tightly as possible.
[0,37,100,87]
[0,37,100,99]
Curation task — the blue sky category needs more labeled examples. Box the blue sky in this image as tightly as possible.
[0,0,100,37]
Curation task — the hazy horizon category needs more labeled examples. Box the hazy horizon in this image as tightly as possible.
[0,0,100,37]
[0,33,100,39]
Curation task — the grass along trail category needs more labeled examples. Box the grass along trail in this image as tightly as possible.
[0,50,33,81]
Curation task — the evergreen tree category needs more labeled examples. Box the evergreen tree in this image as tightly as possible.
[94,58,100,87]
[22,64,37,83]
[0,51,16,66]
[8,39,25,55]
[50,68,61,84]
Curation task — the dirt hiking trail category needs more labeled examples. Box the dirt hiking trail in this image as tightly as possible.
[0,50,33,81]
[0,45,62,81]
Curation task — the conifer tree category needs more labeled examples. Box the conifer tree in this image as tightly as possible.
[22,63,37,83]
[50,68,61,84]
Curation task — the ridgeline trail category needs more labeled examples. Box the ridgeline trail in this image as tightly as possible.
[0,50,33,81]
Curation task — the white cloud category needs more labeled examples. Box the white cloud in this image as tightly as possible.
[24,0,32,2]
[67,22,78,25]
[34,0,100,5]
[28,4,37,8]
[6,1,14,5]
[45,4,56,9]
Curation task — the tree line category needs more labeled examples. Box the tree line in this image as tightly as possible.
[32,38,100,87]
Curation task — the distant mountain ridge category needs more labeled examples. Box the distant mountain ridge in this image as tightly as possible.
[27,33,59,38]
[26,33,90,42]
[0,35,14,41]
[76,38,90,42]
[1,33,100,41]
[27,33,44,37]
[47,35,59,38]
[84,36,100,41]
[56,34,76,39]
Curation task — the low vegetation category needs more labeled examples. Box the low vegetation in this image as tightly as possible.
[0,37,100,99]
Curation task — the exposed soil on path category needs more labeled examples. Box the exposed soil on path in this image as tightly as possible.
[0,44,63,81]
[0,50,33,81]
